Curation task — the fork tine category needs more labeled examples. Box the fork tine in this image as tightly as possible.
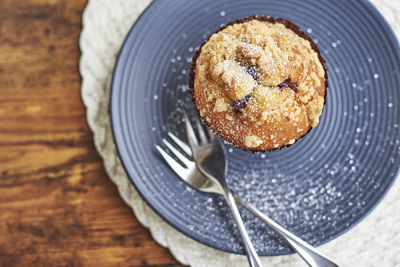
[195,116,208,145]
[168,132,192,156]
[156,145,188,179]
[207,126,215,141]
[162,138,193,167]
[184,112,199,149]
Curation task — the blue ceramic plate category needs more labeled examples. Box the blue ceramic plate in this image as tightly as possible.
[110,0,400,255]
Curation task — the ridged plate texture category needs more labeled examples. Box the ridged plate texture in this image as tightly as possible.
[110,0,400,255]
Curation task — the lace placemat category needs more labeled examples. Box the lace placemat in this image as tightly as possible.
[80,1,400,266]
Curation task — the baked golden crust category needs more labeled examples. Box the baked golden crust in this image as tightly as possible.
[191,16,327,151]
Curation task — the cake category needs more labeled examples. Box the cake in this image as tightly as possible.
[189,15,327,151]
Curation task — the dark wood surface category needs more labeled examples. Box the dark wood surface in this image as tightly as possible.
[0,0,182,266]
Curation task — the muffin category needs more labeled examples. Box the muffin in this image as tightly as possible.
[189,15,327,151]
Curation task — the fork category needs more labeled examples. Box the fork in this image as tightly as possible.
[156,114,339,267]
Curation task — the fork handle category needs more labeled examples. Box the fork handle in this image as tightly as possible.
[232,193,339,267]
[222,188,263,267]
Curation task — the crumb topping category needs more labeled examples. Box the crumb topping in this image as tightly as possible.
[193,19,326,150]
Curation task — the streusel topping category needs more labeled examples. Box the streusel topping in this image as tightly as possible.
[192,18,326,150]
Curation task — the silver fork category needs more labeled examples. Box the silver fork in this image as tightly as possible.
[156,115,339,267]
[159,114,263,267]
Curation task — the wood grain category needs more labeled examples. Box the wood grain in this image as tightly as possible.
[0,0,182,266]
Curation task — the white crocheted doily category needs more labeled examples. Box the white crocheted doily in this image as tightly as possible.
[80,1,400,266]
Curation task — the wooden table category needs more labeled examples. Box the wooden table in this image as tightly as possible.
[0,0,182,266]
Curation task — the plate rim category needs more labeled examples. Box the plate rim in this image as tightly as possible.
[109,0,400,256]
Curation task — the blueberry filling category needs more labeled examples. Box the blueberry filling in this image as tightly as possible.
[233,94,252,111]
[278,78,297,92]
[245,65,259,80]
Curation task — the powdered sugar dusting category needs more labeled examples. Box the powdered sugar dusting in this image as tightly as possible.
[145,10,400,255]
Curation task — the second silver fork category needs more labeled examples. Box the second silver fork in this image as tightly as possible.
[156,114,339,267]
